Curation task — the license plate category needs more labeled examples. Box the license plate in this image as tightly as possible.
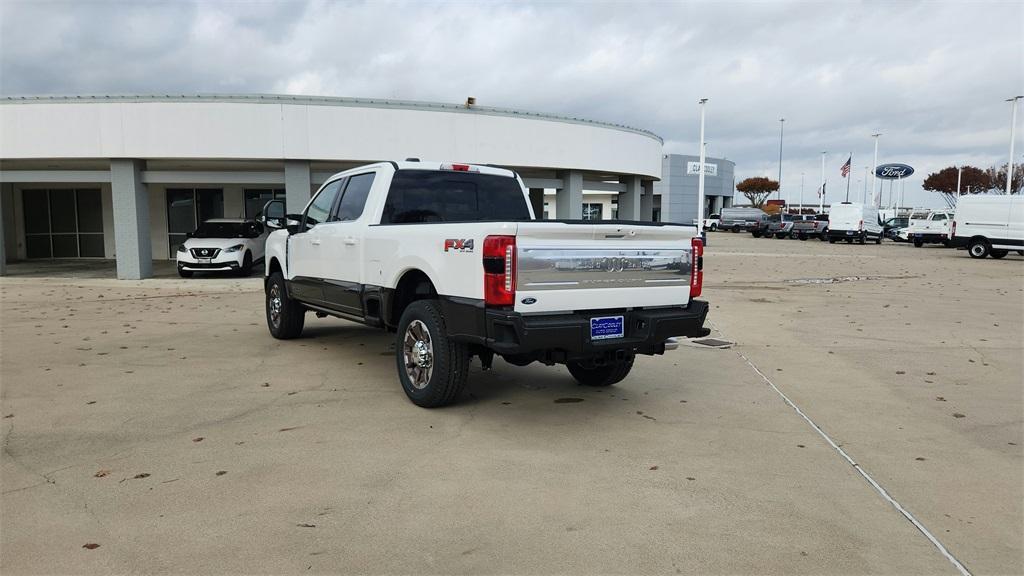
[198,258,211,264]
[590,315,624,341]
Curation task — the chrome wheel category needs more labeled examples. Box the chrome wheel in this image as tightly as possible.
[268,283,283,328]
[969,243,986,257]
[403,319,434,389]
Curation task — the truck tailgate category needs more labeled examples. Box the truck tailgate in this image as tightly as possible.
[514,221,697,314]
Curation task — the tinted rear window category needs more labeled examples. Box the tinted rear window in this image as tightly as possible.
[381,170,530,224]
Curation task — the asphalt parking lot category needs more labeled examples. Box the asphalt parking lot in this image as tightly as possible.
[1,234,1021,575]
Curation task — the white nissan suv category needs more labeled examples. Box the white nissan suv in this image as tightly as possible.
[177,218,267,278]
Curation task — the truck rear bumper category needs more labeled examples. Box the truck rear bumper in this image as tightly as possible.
[480,300,710,362]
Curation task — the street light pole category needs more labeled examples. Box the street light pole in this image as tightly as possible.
[863,166,869,203]
[777,118,785,201]
[871,133,882,207]
[1006,96,1023,195]
[819,151,826,213]
[956,166,962,198]
[697,98,708,237]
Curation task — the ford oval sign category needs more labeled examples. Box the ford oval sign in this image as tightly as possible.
[875,163,914,180]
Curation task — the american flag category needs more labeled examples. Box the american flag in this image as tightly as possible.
[817,182,826,197]
[840,156,851,177]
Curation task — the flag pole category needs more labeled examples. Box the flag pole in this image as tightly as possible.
[845,153,852,202]
[819,151,826,213]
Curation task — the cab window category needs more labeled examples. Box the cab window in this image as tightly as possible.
[334,172,375,221]
[303,179,344,229]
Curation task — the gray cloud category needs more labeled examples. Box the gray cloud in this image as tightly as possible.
[2,0,1022,207]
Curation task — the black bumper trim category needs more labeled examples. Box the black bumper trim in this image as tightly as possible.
[483,300,709,360]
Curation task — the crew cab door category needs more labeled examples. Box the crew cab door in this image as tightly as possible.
[288,178,345,304]
[317,171,376,316]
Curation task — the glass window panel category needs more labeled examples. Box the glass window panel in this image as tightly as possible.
[25,235,51,258]
[335,173,375,221]
[304,180,343,227]
[244,189,276,220]
[49,189,77,233]
[51,234,78,257]
[167,189,196,235]
[76,189,103,233]
[197,189,223,223]
[78,234,105,257]
[23,190,50,234]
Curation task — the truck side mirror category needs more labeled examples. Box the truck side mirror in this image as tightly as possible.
[261,199,287,230]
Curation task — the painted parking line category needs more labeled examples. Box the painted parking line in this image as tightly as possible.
[708,319,971,576]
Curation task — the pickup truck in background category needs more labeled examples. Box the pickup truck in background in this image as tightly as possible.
[907,210,953,247]
[260,161,709,407]
[791,214,829,241]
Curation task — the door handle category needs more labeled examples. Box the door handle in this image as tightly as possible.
[311,239,321,246]
[344,237,357,246]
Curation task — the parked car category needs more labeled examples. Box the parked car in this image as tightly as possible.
[720,207,767,233]
[792,213,829,241]
[907,210,953,247]
[951,194,1024,259]
[260,160,710,407]
[882,216,909,241]
[692,214,721,231]
[827,202,883,244]
[751,213,775,238]
[176,218,267,278]
[768,213,816,239]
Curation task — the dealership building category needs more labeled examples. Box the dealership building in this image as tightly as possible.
[0,94,734,279]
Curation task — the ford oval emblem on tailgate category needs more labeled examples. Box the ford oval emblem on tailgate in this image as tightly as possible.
[521,297,537,305]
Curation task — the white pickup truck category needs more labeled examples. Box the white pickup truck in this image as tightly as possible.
[260,161,709,407]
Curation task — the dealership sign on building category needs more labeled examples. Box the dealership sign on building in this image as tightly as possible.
[687,162,718,176]
[874,163,914,179]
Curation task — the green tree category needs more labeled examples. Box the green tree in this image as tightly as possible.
[735,177,779,208]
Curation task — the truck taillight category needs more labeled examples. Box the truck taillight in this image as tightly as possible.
[858,219,864,230]
[690,237,704,298]
[483,235,516,307]
[951,220,956,237]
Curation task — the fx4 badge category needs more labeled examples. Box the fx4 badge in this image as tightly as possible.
[443,239,474,253]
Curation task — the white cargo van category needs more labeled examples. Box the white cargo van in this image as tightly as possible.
[826,202,883,244]
[951,195,1024,259]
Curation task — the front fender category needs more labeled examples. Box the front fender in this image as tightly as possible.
[264,230,290,277]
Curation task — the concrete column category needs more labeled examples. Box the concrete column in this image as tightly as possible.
[528,188,545,220]
[285,160,312,214]
[555,170,583,220]
[0,183,8,276]
[640,180,654,221]
[110,159,152,279]
[617,175,642,220]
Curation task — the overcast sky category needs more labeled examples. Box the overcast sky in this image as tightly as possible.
[2,0,1022,207]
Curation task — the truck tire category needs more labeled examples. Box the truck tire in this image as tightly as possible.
[828,238,836,244]
[968,238,990,259]
[731,225,740,233]
[751,231,762,238]
[990,249,1008,259]
[567,356,635,387]
[266,272,305,339]
[913,239,923,248]
[819,229,829,242]
[875,234,882,244]
[396,300,469,408]
[857,234,866,245]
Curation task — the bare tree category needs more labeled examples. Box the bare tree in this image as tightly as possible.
[985,163,1024,194]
